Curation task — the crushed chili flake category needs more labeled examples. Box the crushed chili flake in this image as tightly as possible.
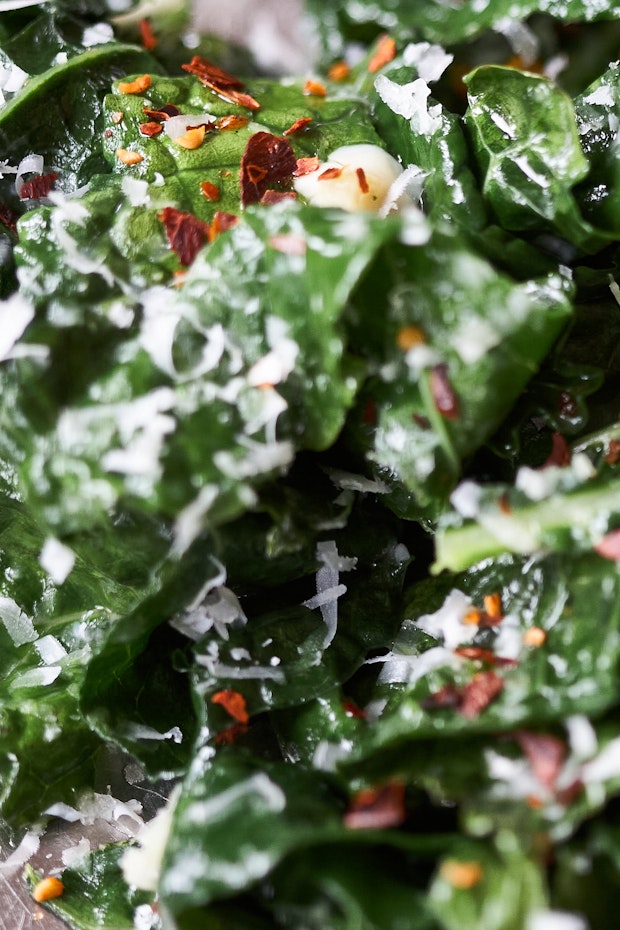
[421,683,463,710]
[208,210,239,242]
[440,860,484,890]
[260,190,298,206]
[139,17,157,50]
[430,363,459,420]
[454,646,515,668]
[363,399,377,425]
[118,74,152,95]
[216,114,249,131]
[505,54,545,74]
[240,131,296,207]
[268,232,307,255]
[396,325,425,351]
[412,413,431,429]
[595,528,620,561]
[211,689,249,723]
[514,731,566,790]
[303,79,327,97]
[200,180,221,201]
[605,439,620,465]
[294,156,320,177]
[526,794,545,810]
[142,103,181,121]
[283,116,313,136]
[140,120,163,137]
[19,172,59,200]
[116,148,144,165]
[343,782,406,830]
[498,493,512,515]
[182,55,260,109]
[343,699,367,718]
[368,34,397,73]
[555,778,584,807]
[464,608,483,625]
[175,126,207,149]
[158,206,210,265]
[459,670,504,719]
[32,877,64,903]
[356,167,369,194]
[318,166,343,181]
[328,60,351,82]
[0,204,18,233]
[523,626,547,647]
[543,431,571,467]
[111,110,124,124]
[214,722,249,746]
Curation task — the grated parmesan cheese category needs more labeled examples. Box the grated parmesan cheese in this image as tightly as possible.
[39,536,75,584]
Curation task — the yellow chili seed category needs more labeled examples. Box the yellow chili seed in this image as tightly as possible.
[439,860,483,890]
[32,876,65,903]
[396,325,425,351]
[175,126,206,149]
[118,74,152,94]
[523,626,547,647]
[115,148,144,165]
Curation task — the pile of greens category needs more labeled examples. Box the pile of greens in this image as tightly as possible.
[2,0,620,927]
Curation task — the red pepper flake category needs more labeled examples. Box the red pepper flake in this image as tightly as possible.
[19,172,59,200]
[158,206,210,265]
[140,120,163,137]
[363,398,377,425]
[318,166,343,182]
[182,55,260,110]
[139,17,157,50]
[260,190,298,206]
[211,689,249,723]
[463,608,499,629]
[214,722,249,746]
[412,413,431,429]
[208,210,239,243]
[368,34,397,73]
[118,74,152,95]
[328,60,351,82]
[142,103,181,121]
[283,116,313,136]
[356,166,369,194]
[303,79,327,97]
[343,782,406,829]
[454,646,516,668]
[200,180,221,202]
[595,528,620,561]
[240,131,296,207]
[421,683,463,710]
[294,156,320,177]
[216,114,249,131]
[430,363,459,420]
[498,493,512,515]
[0,204,17,233]
[514,731,566,790]
[543,431,571,468]
[459,670,504,719]
[268,232,307,255]
[605,439,620,465]
[343,699,367,718]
